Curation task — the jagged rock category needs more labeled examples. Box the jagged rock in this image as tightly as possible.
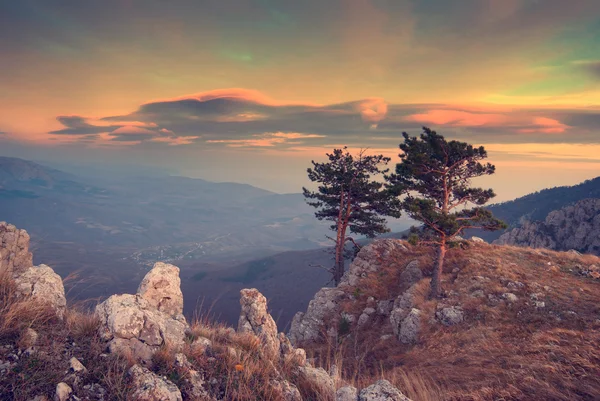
[470,236,485,243]
[54,382,72,401]
[337,385,359,401]
[137,262,184,317]
[173,353,209,400]
[128,364,183,401]
[69,357,87,374]
[278,333,307,366]
[0,222,33,276]
[289,287,345,345]
[341,239,408,287]
[495,198,600,255]
[359,380,411,401]
[390,284,418,336]
[269,379,302,401]
[95,294,188,363]
[238,288,280,359]
[357,307,376,328]
[298,365,335,394]
[398,260,423,292]
[377,300,394,316]
[503,293,518,303]
[191,336,212,354]
[436,306,464,326]
[398,308,421,344]
[14,264,67,319]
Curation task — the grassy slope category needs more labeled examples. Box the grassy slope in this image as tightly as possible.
[306,242,600,401]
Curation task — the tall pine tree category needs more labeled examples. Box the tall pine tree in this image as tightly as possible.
[387,127,506,297]
[303,147,398,285]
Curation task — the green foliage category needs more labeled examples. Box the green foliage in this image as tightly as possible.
[338,316,351,336]
[303,147,399,284]
[387,127,507,243]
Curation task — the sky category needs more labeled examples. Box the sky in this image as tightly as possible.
[1,0,599,201]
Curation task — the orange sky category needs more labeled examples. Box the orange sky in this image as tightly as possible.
[1,0,599,198]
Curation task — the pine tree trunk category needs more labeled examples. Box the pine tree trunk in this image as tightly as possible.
[334,240,344,286]
[431,240,446,298]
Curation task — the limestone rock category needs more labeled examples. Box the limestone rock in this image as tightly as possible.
[270,379,302,401]
[358,380,411,401]
[137,262,184,317]
[436,306,464,326]
[95,294,188,363]
[398,308,421,344]
[337,385,359,401]
[14,264,66,319]
[128,364,183,401]
[470,236,485,243]
[19,328,38,349]
[341,240,408,287]
[69,357,87,374]
[298,365,335,395]
[398,260,423,292]
[54,382,72,401]
[0,222,33,276]
[495,198,600,255]
[289,287,345,345]
[238,288,280,359]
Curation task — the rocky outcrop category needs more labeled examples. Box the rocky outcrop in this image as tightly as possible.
[341,240,408,287]
[358,380,412,401]
[137,262,184,317]
[289,287,346,345]
[495,198,600,255]
[95,262,189,363]
[14,264,67,319]
[337,386,359,401]
[128,364,183,401]
[238,288,280,359]
[0,221,33,276]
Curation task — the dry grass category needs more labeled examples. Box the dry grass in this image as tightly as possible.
[304,241,600,401]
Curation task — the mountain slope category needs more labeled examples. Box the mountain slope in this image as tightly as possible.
[494,198,600,255]
[470,176,600,241]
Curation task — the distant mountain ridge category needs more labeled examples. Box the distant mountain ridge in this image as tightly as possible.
[494,198,600,255]
[470,176,600,241]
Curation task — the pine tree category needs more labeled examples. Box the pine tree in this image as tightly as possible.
[387,127,506,297]
[303,147,399,285]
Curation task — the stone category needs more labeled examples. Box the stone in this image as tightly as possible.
[14,264,67,319]
[398,260,423,292]
[341,239,409,287]
[359,380,411,401]
[289,287,345,345]
[377,300,394,316]
[298,365,335,395]
[337,385,359,401]
[270,379,302,401]
[128,364,183,401]
[357,307,376,328]
[238,288,280,359]
[502,293,518,303]
[54,382,72,401]
[95,294,188,363]
[137,262,184,317]
[69,357,87,374]
[436,306,464,326]
[470,236,485,243]
[398,308,421,344]
[390,284,418,336]
[0,222,33,276]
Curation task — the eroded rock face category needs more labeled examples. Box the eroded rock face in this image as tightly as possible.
[298,366,335,395]
[14,264,66,319]
[0,222,33,276]
[238,288,280,359]
[137,262,183,317]
[358,380,412,401]
[398,308,421,344]
[288,287,346,345]
[96,293,188,363]
[128,365,183,401]
[495,198,600,255]
[341,240,408,287]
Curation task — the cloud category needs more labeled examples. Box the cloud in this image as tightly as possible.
[45,89,600,150]
[572,60,600,79]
